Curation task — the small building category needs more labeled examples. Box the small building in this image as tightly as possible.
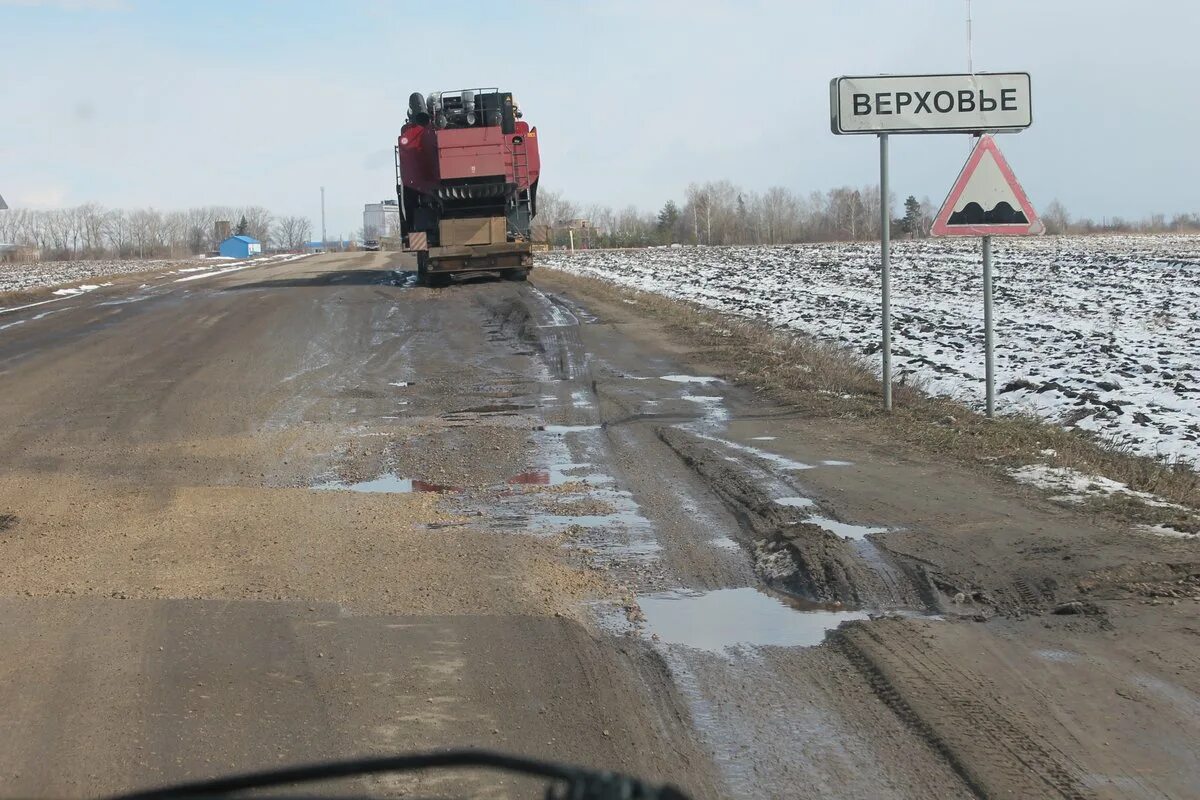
[219,235,262,259]
[363,200,400,241]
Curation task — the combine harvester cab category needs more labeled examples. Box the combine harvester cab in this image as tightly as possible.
[395,89,540,286]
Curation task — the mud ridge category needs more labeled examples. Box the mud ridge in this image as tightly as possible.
[655,426,929,608]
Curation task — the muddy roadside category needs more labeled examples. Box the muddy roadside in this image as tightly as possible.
[534,266,1200,799]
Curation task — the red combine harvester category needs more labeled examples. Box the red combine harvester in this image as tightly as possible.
[395,89,540,286]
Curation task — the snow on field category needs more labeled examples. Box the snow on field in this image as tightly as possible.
[1008,464,1184,509]
[0,258,203,295]
[172,253,310,282]
[0,253,312,296]
[540,235,1200,463]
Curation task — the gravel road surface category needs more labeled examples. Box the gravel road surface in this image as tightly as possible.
[0,252,1196,799]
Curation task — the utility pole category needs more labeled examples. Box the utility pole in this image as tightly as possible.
[320,186,327,250]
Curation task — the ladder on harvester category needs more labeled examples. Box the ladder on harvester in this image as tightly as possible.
[508,137,532,238]
[510,136,529,188]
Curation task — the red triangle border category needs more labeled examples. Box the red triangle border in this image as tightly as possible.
[930,134,1043,237]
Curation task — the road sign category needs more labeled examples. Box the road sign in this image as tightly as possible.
[0,193,7,210]
[931,134,1043,237]
[830,73,1031,135]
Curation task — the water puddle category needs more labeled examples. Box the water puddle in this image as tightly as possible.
[661,375,723,384]
[806,515,887,541]
[571,389,595,409]
[315,474,457,494]
[540,424,602,434]
[751,436,776,441]
[709,536,742,552]
[507,463,608,486]
[389,381,412,388]
[775,496,815,508]
[96,295,150,307]
[820,459,854,467]
[683,394,730,426]
[638,587,867,652]
[691,431,813,470]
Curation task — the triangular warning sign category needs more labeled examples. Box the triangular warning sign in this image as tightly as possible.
[931,134,1043,237]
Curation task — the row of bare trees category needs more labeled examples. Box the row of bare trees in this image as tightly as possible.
[534,183,1200,248]
[533,182,931,249]
[0,205,313,261]
[1039,200,1200,236]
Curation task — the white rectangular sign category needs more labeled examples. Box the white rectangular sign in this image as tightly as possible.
[830,73,1032,135]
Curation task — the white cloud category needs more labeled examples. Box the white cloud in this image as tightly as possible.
[13,186,68,208]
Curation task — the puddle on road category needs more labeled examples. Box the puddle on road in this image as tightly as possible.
[315,474,458,494]
[638,587,867,652]
[775,496,815,508]
[806,515,888,541]
[821,459,854,467]
[507,463,610,487]
[389,381,412,387]
[751,436,776,441]
[690,432,813,471]
[661,375,724,384]
[571,389,595,409]
[540,424,602,434]
[709,535,742,551]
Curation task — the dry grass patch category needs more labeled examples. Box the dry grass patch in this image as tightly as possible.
[536,268,1199,514]
[0,288,48,309]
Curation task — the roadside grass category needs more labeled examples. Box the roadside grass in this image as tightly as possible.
[0,288,49,309]
[536,268,1200,517]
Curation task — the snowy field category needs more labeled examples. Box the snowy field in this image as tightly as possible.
[0,257,204,295]
[0,253,312,297]
[540,235,1200,464]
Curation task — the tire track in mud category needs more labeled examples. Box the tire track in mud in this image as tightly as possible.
[835,619,1093,800]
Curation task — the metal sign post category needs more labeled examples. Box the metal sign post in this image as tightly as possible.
[830,72,1033,412]
[930,134,1043,417]
[981,235,994,416]
[879,134,892,410]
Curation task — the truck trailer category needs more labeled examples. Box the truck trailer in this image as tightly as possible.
[395,89,541,286]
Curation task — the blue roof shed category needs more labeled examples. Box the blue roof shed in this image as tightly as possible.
[219,235,262,259]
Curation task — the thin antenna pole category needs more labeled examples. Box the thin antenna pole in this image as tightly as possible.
[320,186,327,249]
[966,0,974,74]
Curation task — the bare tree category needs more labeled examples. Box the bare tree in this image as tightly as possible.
[272,216,313,250]
[1042,199,1070,235]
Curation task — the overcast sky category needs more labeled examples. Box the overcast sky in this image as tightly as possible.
[2,0,1196,236]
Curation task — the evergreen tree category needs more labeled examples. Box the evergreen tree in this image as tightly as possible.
[902,195,922,237]
[235,215,249,236]
[656,200,680,232]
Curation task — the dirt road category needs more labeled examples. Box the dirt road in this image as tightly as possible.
[0,252,1196,799]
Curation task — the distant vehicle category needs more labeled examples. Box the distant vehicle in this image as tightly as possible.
[396,88,540,286]
[363,239,381,251]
